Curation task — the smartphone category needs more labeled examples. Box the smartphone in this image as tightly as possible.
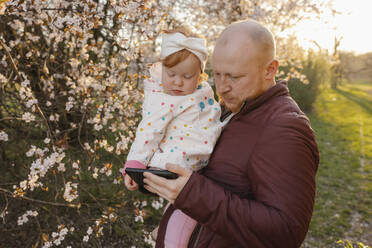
[125,168,179,195]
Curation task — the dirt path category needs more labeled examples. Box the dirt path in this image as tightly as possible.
[344,89,372,246]
[343,108,372,245]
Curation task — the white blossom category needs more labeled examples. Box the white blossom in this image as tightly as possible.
[63,181,78,202]
[144,231,156,246]
[82,226,93,242]
[17,210,38,225]
[25,99,38,108]
[42,241,52,248]
[65,96,75,111]
[72,162,79,169]
[20,180,28,190]
[48,225,70,246]
[83,235,89,242]
[22,112,36,123]
[134,210,144,223]
[26,145,37,157]
[92,167,99,179]
[0,131,8,141]
[151,197,164,210]
[57,163,66,172]
[94,123,103,131]
[48,113,60,121]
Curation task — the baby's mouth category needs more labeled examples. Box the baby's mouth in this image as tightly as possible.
[172,90,184,95]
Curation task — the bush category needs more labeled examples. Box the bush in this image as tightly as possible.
[0,1,169,247]
[285,51,331,113]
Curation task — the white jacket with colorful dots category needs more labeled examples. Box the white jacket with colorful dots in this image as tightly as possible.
[125,62,230,171]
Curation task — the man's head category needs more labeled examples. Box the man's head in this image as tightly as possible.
[212,20,278,112]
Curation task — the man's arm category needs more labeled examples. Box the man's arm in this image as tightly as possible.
[178,120,318,247]
[148,120,318,248]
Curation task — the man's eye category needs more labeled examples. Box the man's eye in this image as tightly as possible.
[184,75,193,79]
[229,75,240,81]
[167,72,175,77]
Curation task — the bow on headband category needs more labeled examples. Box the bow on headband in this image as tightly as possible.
[160,32,208,71]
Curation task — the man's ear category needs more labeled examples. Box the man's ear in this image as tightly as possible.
[264,59,279,80]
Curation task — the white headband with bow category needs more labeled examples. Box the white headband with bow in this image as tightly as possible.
[160,32,208,71]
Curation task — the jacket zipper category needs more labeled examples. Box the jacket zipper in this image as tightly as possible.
[189,103,245,248]
[192,226,203,248]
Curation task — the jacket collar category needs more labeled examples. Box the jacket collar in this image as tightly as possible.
[220,80,289,121]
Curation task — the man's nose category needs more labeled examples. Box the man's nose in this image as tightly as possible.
[217,75,231,93]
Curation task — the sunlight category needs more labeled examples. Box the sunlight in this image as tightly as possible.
[294,0,372,54]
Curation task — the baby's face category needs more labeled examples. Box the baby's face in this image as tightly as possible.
[161,54,201,96]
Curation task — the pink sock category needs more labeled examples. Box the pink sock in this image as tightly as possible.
[164,210,197,248]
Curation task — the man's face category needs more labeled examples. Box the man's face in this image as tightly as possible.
[212,41,266,113]
[161,54,201,96]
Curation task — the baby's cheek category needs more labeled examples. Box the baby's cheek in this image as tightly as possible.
[162,81,172,91]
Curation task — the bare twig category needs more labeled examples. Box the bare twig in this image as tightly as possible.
[35,104,54,140]
[34,216,42,248]
[0,39,53,139]
[41,8,69,11]
[0,39,21,79]
[0,187,81,209]
[0,191,9,224]
[80,186,103,209]
[78,109,87,150]
[0,117,22,122]
[0,182,20,186]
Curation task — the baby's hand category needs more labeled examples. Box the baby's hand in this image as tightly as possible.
[124,174,139,191]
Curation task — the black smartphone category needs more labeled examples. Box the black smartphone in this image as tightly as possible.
[125,168,179,195]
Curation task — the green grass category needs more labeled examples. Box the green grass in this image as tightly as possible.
[302,83,372,247]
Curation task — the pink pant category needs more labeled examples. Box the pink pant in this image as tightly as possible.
[164,209,197,248]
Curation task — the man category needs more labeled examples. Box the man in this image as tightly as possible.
[143,20,319,248]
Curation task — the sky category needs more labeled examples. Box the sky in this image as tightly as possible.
[293,0,372,54]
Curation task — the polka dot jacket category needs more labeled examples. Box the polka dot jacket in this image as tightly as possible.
[125,62,231,171]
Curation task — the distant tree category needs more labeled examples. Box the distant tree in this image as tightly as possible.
[330,36,343,88]
[340,51,372,83]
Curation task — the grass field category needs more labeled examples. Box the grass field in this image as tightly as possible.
[302,83,372,247]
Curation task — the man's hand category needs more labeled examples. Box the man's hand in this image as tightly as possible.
[124,174,139,191]
[143,163,192,204]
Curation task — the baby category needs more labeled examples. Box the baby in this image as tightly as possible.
[122,26,231,247]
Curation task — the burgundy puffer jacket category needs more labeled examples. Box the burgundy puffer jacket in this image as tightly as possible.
[156,81,319,248]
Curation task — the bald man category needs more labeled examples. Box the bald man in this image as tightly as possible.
[144,20,319,248]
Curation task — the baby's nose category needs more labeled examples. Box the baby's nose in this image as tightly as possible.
[174,77,183,86]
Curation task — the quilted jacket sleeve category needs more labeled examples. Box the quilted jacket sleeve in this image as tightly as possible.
[174,117,319,248]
